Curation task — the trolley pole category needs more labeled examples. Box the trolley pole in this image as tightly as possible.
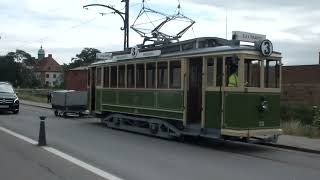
[124,0,129,50]
[83,0,130,51]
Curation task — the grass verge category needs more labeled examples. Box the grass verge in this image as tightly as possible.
[282,120,320,138]
[18,91,47,103]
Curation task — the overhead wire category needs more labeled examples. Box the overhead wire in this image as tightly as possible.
[12,1,142,52]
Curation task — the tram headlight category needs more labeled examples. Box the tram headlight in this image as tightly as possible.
[260,100,269,113]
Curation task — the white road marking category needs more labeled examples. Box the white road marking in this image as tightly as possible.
[0,126,123,180]
[43,147,123,180]
[0,127,37,145]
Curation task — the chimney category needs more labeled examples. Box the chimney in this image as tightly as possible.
[48,54,52,58]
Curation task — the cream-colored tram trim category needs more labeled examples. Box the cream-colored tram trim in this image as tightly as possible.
[213,57,217,88]
[155,61,158,108]
[101,103,183,114]
[245,88,281,93]
[220,56,226,129]
[201,56,207,128]
[221,128,283,138]
[167,60,170,89]
[238,55,245,88]
[101,87,183,91]
[182,58,188,126]
[260,59,265,88]
[279,59,282,90]
[124,64,127,88]
[102,66,105,88]
[134,64,137,88]
[88,68,92,112]
[144,63,147,88]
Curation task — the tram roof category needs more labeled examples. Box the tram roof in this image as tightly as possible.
[91,37,281,66]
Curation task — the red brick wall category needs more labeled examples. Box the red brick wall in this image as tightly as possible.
[66,70,88,91]
[282,65,320,84]
[281,65,320,106]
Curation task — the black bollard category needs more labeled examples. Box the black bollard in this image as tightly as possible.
[38,116,47,146]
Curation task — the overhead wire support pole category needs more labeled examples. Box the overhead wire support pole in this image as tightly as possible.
[124,0,129,50]
[83,0,130,51]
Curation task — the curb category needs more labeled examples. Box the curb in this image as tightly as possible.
[265,143,320,155]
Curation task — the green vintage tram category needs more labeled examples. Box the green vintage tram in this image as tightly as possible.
[87,32,282,143]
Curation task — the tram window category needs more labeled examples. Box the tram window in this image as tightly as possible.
[110,66,117,88]
[87,70,91,86]
[265,60,280,88]
[170,61,181,89]
[157,62,168,89]
[118,65,125,88]
[225,56,239,87]
[216,57,223,86]
[136,63,145,88]
[207,58,214,87]
[96,68,102,86]
[147,63,156,88]
[103,67,109,88]
[244,59,261,87]
[127,64,135,88]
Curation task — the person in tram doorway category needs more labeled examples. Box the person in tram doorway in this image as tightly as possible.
[228,64,238,87]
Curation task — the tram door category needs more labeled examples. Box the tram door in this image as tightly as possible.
[187,58,203,125]
[90,67,96,111]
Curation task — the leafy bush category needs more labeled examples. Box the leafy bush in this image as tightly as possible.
[281,104,313,125]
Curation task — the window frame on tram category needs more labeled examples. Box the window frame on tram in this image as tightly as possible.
[205,54,281,91]
[97,59,183,90]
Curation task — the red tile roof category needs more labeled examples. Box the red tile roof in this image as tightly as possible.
[35,54,63,72]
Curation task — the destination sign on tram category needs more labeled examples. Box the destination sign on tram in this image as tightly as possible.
[232,31,266,43]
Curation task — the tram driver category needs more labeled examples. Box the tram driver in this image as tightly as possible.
[228,64,239,87]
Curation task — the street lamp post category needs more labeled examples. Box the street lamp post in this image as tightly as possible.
[83,0,130,51]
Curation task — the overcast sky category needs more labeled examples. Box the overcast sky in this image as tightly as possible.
[0,0,319,65]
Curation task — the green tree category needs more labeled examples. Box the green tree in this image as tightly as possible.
[68,48,101,69]
[7,49,34,64]
[0,50,40,88]
[0,55,19,86]
[18,67,41,88]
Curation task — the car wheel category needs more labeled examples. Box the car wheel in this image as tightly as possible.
[13,110,19,114]
[54,110,59,116]
[78,112,84,117]
[63,112,68,118]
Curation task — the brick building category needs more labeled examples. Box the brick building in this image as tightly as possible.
[66,66,88,91]
[35,46,63,87]
[281,64,320,106]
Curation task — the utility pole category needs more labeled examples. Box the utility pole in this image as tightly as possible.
[84,0,130,51]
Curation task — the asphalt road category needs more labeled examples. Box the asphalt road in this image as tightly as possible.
[1,104,320,180]
[0,129,105,180]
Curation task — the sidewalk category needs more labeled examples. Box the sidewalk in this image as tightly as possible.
[20,99,52,109]
[20,99,320,154]
[276,135,320,153]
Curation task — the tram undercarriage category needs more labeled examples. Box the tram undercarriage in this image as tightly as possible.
[100,112,280,143]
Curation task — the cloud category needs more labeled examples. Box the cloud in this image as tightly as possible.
[183,0,320,10]
[0,0,319,65]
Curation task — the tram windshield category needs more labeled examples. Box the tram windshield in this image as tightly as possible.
[265,59,280,88]
[244,59,261,87]
[225,56,240,87]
